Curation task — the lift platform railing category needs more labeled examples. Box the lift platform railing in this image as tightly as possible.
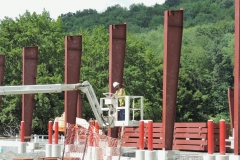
[100,95,144,127]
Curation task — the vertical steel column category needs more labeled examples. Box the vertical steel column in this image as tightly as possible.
[64,36,82,124]
[228,88,234,131]
[22,46,38,140]
[0,55,5,112]
[108,23,127,138]
[234,0,240,155]
[162,10,184,150]
[77,93,82,118]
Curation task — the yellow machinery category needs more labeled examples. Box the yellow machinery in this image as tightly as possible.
[53,112,65,132]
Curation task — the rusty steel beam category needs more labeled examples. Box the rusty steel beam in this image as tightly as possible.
[162,10,184,150]
[108,23,127,138]
[22,46,38,140]
[0,55,5,112]
[228,88,234,130]
[64,36,82,125]
[234,0,240,155]
[77,93,82,118]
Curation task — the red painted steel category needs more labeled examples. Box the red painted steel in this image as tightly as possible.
[20,121,24,142]
[54,121,58,144]
[208,120,214,154]
[64,36,82,125]
[228,89,234,131]
[174,139,207,145]
[234,0,240,155]
[48,121,52,144]
[174,133,207,139]
[173,145,206,151]
[174,122,207,128]
[175,128,207,132]
[77,93,82,118]
[139,121,144,150]
[22,46,38,141]
[220,120,226,155]
[124,132,144,137]
[148,120,153,151]
[0,55,5,112]
[162,10,184,150]
[108,24,126,138]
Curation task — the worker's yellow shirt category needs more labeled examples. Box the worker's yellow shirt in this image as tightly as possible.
[115,88,126,106]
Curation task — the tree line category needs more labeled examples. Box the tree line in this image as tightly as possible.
[61,0,234,33]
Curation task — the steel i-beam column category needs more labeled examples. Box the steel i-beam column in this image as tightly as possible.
[64,36,82,124]
[108,23,127,138]
[162,9,184,150]
[228,88,234,131]
[0,55,5,112]
[77,93,82,118]
[234,0,240,155]
[22,46,38,140]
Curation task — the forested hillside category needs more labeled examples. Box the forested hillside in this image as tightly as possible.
[0,0,235,135]
[61,0,234,33]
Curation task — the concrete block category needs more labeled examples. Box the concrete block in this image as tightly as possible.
[203,154,215,160]
[51,144,61,157]
[135,150,145,160]
[145,150,156,160]
[157,150,177,160]
[215,155,229,160]
[28,142,39,149]
[45,144,52,157]
[229,155,240,160]
[18,142,26,153]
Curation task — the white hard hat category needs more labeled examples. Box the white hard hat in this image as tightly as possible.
[113,82,120,88]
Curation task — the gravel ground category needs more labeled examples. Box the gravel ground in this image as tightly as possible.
[0,151,46,160]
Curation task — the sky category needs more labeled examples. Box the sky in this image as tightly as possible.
[0,0,166,20]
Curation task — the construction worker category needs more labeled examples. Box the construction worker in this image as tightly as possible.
[113,82,126,120]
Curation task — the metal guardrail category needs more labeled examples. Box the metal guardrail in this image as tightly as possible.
[0,136,32,140]
[0,134,65,143]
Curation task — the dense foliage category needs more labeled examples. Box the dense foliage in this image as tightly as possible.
[0,0,235,135]
[61,0,234,33]
[0,11,66,134]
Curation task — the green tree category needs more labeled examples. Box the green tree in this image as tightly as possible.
[77,26,109,119]
[0,10,65,134]
[124,34,163,121]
